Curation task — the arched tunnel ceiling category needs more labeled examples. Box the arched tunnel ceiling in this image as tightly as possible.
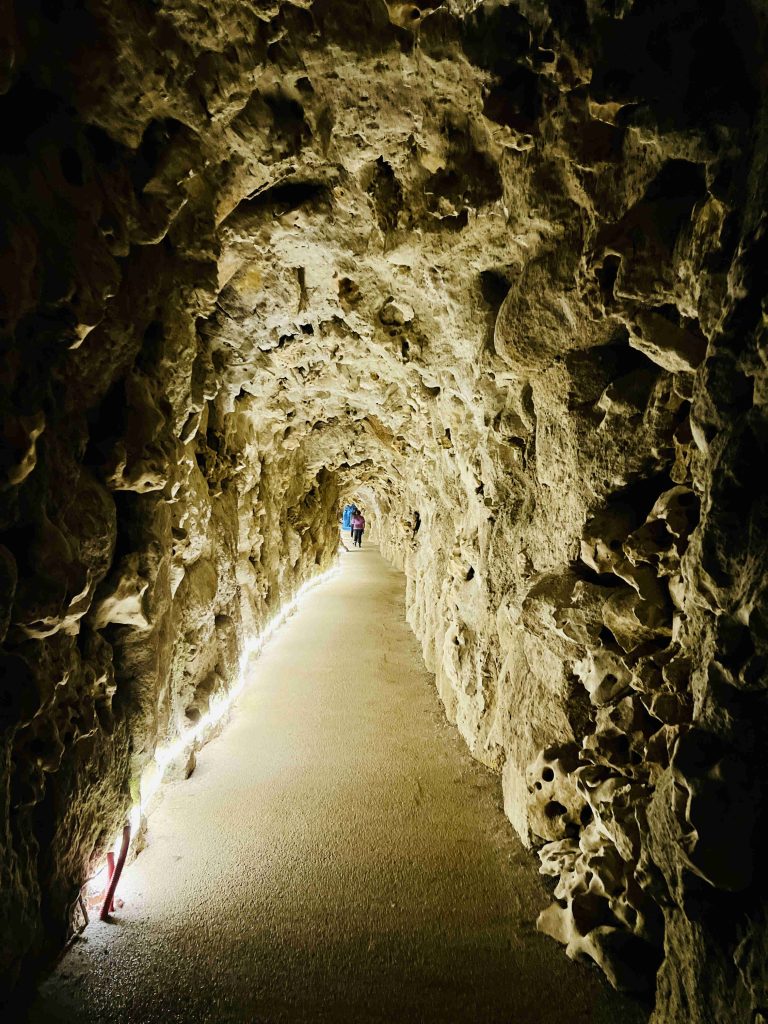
[1,0,768,1019]
[195,7,539,507]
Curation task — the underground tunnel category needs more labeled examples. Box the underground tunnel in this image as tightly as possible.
[1,0,767,1020]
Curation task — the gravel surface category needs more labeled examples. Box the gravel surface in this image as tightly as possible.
[26,542,647,1024]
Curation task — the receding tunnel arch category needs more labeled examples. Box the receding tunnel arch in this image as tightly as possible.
[1,0,767,1020]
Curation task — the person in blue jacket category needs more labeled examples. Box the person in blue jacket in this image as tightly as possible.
[342,503,358,535]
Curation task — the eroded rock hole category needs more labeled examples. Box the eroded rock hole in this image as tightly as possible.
[544,800,568,819]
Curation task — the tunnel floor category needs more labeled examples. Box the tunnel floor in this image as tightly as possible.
[27,542,647,1024]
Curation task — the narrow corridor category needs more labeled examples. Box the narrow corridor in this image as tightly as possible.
[28,545,645,1024]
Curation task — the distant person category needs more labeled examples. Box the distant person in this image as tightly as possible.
[351,510,365,547]
[348,503,358,537]
[342,503,354,530]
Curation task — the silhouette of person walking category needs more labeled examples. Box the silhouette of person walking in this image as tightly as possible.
[351,510,365,547]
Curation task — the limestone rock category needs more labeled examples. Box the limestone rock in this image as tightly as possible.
[1,1,767,1018]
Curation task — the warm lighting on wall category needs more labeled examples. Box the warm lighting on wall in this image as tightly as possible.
[84,561,341,909]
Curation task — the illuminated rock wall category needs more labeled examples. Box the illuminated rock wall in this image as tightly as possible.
[1,1,767,1018]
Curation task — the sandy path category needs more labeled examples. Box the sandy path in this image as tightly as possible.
[27,542,646,1024]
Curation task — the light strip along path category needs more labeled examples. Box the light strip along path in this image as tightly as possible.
[28,541,646,1024]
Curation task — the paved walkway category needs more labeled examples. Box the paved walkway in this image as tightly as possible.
[28,542,645,1024]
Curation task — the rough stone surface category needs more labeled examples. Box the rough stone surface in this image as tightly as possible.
[1,1,767,1020]
[26,545,644,1024]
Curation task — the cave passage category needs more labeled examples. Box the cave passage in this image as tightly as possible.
[3,1,768,1018]
[26,545,641,1024]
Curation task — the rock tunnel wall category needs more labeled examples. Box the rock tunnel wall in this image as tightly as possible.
[1,1,768,1019]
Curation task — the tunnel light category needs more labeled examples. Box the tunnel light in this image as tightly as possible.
[86,561,341,910]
